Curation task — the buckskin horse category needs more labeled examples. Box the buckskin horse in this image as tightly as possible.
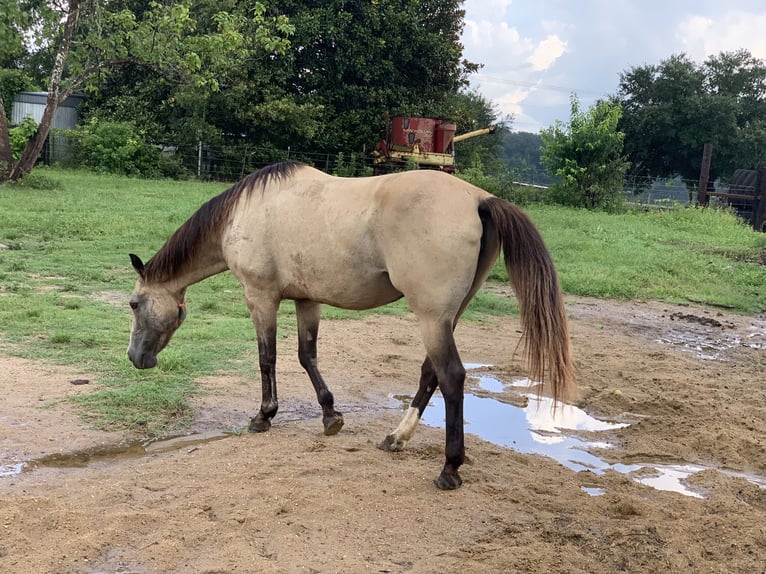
[127,161,575,489]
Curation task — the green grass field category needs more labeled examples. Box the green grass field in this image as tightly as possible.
[1,168,764,434]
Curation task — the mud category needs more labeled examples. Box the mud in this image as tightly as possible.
[1,296,766,573]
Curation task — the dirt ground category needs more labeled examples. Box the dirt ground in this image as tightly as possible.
[1,295,765,574]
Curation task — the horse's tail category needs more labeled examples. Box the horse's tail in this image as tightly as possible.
[479,196,575,405]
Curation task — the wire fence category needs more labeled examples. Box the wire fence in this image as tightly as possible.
[57,138,755,215]
[172,142,696,199]
[164,142,377,181]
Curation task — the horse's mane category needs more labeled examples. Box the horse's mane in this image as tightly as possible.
[142,161,303,284]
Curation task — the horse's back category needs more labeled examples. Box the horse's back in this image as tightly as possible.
[224,166,491,313]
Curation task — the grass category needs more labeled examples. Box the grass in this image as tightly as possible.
[491,204,766,313]
[1,167,764,434]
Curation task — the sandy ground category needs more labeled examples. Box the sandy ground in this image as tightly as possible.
[1,295,765,574]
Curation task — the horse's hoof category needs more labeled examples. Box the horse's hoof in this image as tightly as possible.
[378,434,405,452]
[323,413,344,436]
[248,415,271,433]
[435,470,463,490]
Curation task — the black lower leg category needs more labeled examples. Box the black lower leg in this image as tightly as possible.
[249,332,278,432]
[378,356,439,451]
[435,359,466,490]
[296,301,343,435]
[411,357,439,415]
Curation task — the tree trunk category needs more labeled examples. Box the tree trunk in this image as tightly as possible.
[8,0,80,181]
[0,96,13,181]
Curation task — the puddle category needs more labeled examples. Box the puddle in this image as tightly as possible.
[415,367,766,498]
[1,400,386,480]
[1,431,231,477]
[0,462,24,477]
[612,463,706,499]
[656,318,766,360]
[581,486,605,496]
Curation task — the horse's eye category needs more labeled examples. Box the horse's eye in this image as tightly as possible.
[129,301,139,310]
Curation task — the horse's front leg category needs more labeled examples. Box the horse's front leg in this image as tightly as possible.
[247,298,279,433]
[295,300,344,435]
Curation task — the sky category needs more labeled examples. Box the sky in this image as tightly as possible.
[460,0,766,133]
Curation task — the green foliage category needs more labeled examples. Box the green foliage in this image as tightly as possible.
[541,95,630,210]
[9,115,36,160]
[457,164,537,206]
[332,152,373,177]
[85,1,476,159]
[2,167,60,190]
[440,89,507,171]
[1,0,294,182]
[618,50,766,185]
[66,119,189,178]
[500,131,553,186]
[0,1,28,65]
[0,68,35,117]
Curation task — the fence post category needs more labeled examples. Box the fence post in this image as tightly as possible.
[197,141,202,180]
[697,143,713,206]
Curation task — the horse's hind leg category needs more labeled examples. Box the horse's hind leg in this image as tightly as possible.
[423,321,466,489]
[379,357,438,451]
[382,318,466,489]
[296,300,344,435]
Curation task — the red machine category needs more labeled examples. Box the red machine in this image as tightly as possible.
[372,115,496,173]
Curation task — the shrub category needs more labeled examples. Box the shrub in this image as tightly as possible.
[67,119,188,178]
[457,164,538,206]
[332,152,373,177]
[541,95,630,211]
[9,116,38,161]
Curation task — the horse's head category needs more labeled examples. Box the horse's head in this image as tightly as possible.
[127,254,187,369]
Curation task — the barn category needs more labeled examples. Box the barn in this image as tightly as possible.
[11,91,86,163]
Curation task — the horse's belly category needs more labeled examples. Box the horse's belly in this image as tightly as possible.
[283,267,403,310]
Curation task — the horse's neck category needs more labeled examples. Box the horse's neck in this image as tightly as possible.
[159,245,228,292]
[178,251,228,289]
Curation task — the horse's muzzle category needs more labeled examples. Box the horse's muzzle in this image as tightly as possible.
[128,349,158,369]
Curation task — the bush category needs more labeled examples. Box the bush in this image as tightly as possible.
[541,95,629,211]
[457,164,539,206]
[9,116,38,161]
[67,119,189,178]
[332,152,373,177]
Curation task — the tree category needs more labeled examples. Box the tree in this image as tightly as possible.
[541,94,630,209]
[500,131,552,185]
[0,0,35,173]
[437,88,507,171]
[617,50,766,187]
[272,0,476,153]
[83,0,477,160]
[0,0,292,182]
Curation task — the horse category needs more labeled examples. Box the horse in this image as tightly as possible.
[127,161,575,489]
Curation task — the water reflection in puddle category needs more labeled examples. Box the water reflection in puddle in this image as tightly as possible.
[418,369,765,498]
[0,462,24,477]
[1,431,231,477]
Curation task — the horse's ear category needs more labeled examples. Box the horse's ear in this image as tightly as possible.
[129,253,145,277]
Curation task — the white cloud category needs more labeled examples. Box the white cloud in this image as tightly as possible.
[463,1,766,132]
[678,11,766,60]
[463,19,533,68]
[462,0,514,23]
[529,35,567,71]
[494,86,532,117]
